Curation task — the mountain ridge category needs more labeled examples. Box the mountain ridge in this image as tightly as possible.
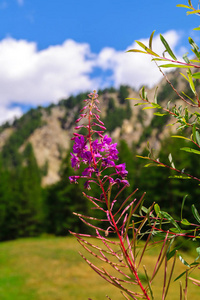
[0,68,195,186]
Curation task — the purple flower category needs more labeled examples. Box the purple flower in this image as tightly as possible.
[81,151,92,164]
[82,167,95,177]
[102,135,112,146]
[102,158,116,168]
[73,136,87,156]
[84,181,91,190]
[115,163,128,178]
[70,153,80,170]
[69,176,80,184]
[108,143,119,160]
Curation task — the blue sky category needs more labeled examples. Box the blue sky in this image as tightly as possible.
[0,0,198,123]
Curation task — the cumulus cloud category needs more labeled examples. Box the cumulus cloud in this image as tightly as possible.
[97,30,181,89]
[0,38,97,106]
[0,30,182,123]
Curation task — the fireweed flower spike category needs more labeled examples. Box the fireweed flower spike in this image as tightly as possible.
[69,90,129,189]
[69,91,151,300]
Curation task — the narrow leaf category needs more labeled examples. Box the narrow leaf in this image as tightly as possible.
[136,41,159,56]
[127,49,147,54]
[187,70,195,94]
[196,131,200,146]
[176,4,192,9]
[178,255,190,267]
[181,195,188,220]
[175,270,186,281]
[159,64,194,68]
[192,125,197,143]
[160,34,177,60]
[172,135,191,141]
[168,175,191,179]
[187,9,200,15]
[153,112,167,116]
[192,204,200,223]
[188,37,200,59]
[180,72,189,82]
[180,147,200,155]
[160,211,181,232]
[149,30,155,49]
[192,72,200,79]
[182,53,190,64]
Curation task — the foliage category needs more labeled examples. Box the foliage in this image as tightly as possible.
[102,97,132,132]
[118,85,130,104]
[1,108,44,168]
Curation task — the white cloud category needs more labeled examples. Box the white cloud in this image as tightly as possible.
[0,30,182,124]
[0,38,97,107]
[0,105,22,124]
[97,30,181,89]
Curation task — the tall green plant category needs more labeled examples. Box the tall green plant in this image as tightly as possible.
[69,1,200,299]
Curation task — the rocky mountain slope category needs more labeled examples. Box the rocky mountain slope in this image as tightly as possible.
[0,68,197,186]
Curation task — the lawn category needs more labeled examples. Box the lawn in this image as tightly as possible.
[0,236,199,299]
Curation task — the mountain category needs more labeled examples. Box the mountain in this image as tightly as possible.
[0,68,195,186]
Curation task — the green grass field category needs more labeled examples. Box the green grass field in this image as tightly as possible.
[0,236,199,300]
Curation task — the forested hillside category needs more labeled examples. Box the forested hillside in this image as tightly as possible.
[0,69,200,241]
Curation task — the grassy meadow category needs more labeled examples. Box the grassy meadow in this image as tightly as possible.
[0,236,199,300]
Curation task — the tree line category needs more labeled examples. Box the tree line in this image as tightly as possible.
[0,134,199,241]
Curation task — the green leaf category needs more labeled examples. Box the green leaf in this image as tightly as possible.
[160,211,181,232]
[160,34,177,60]
[142,106,155,110]
[168,153,175,169]
[193,125,197,143]
[196,247,200,256]
[153,112,167,116]
[196,131,200,146]
[152,58,167,62]
[182,91,196,103]
[187,70,196,94]
[170,228,182,233]
[136,155,150,160]
[174,270,187,281]
[181,195,188,220]
[176,4,192,9]
[134,103,146,106]
[187,9,200,15]
[154,204,160,215]
[168,175,191,179]
[182,53,190,64]
[136,41,159,57]
[180,147,200,155]
[181,218,191,226]
[172,135,191,141]
[178,255,190,267]
[188,37,200,60]
[152,103,162,109]
[149,30,155,50]
[140,86,148,100]
[126,97,141,100]
[180,72,189,82]
[159,64,193,68]
[144,163,158,167]
[127,49,147,54]
[192,72,200,79]
[193,26,200,31]
[192,204,200,224]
